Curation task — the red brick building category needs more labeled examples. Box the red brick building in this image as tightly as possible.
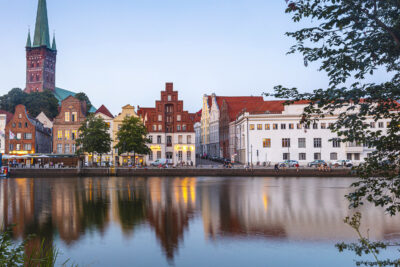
[5,105,52,155]
[52,96,87,154]
[137,83,196,165]
[25,0,57,93]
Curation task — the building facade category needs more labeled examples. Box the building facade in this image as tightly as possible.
[112,104,139,166]
[5,105,52,155]
[36,112,53,129]
[25,0,57,93]
[0,110,12,154]
[52,96,87,155]
[138,83,196,166]
[234,102,385,165]
[92,105,114,165]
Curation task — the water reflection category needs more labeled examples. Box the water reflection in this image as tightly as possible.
[1,177,399,263]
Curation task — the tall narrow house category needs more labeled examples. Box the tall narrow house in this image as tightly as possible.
[25,0,57,93]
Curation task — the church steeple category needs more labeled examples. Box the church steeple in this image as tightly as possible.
[52,34,57,51]
[33,0,50,48]
[26,30,32,48]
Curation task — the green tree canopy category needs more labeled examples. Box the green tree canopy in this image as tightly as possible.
[75,92,93,113]
[0,88,59,119]
[114,116,151,157]
[75,114,112,160]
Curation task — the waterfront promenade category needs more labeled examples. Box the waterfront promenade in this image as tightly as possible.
[8,166,355,178]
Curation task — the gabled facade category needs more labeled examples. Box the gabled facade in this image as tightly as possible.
[112,104,138,166]
[52,96,87,154]
[93,105,114,165]
[0,110,12,154]
[36,112,53,129]
[138,83,196,166]
[5,105,52,155]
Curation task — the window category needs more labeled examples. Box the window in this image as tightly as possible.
[25,122,28,128]
[178,151,183,161]
[387,122,390,128]
[168,95,172,101]
[149,151,153,160]
[250,124,255,130]
[273,124,278,130]
[347,153,352,160]
[332,138,341,148]
[187,135,192,144]
[370,122,376,128]
[58,130,63,140]
[299,153,306,160]
[152,125,157,131]
[166,152,172,159]
[177,115,181,121]
[12,123,16,128]
[72,112,77,122]
[183,125,187,131]
[265,124,270,130]
[328,123,334,129]
[177,125,181,131]
[157,136,162,144]
[18,123,22,128]
[187,151,191,161]
[314,138,322,148]
[178,135,183,144]
[281,124,286,130]
[321,123,326,129]
[16,133,22,140]
[330,152,338,160]
[313,123,318,129]
[18,114,22,119]
[72,144,76,153]
[283,153,290,160]
[16,144,21,151]
[297,123,302,129]
[65,130,70,140]
[9,144,13,151]
[289,123,294,129]
[24,133,32,140]
[65,144,70,154]
[263,138,271,148]
[304,124,310,129]
[282,138,290,148]
[72,130,77,140]
[378,122,384,128]
[298,138,306,148]
[354,153,360,161]
[149,135,153,143]
[314,153,321,160]
[158,124,162,131]
[257,124,262,130]
[24,144,32,151]
[65,112,70,122]
[167,136,172,146]
[158,115,162,122]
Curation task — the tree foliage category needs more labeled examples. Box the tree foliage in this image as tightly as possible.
[114,116,151,157]
[272,1,400,264]
[0,88,59,119]
[75,92,93,113]
[75,114,112,159]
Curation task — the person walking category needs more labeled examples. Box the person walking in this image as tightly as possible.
[274,163,279,173]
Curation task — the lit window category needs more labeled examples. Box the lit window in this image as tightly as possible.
[72,112,77,122]
[65,130,70,140]
[263,138,271,148]
[297,123,302,129]
[65,112,70,122]
[273,124,278,130]
[57,130,63,140]
[289,124,294,129]
[249,124,255,130]
[72,130,77,140]
[265,124,270,130]
[257,124,262,130]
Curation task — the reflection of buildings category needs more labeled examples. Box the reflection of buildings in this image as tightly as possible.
[1,177,400,262]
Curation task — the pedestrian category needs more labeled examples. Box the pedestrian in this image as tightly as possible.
[274,163,279,173]
[295,163,299,172]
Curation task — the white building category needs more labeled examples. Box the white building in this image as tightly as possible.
[209,94,221,157]
[194,121,201,157]
[36,112,53,129]
[234,102,387,165]
[0,114,7,154]
[91,105,114,165]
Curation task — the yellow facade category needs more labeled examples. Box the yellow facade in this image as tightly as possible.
[112,104,139,166]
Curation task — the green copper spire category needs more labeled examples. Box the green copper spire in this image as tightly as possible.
[33,0,51,48]
[26,30,32,48]
[52,34,57,50]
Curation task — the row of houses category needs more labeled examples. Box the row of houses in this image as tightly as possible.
[0,83,198,167]
[195,94,391,165]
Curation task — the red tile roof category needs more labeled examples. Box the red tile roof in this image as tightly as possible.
[95,105,114,118]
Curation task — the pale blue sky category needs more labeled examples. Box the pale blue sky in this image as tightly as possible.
[0,0,390,114]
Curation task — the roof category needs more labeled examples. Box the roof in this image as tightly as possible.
[33,0,52,49]
[54,87,97,113]
[208,96,264,110]
[95,105,114,118]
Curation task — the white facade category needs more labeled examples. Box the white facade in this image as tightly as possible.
[90,112,114,165]
[146,132,196,166]
[201,95,210,156]
[36,112,53,129]
[234,104,387,165]
[0,114,6,154]
[194,122,201,157]
[209,94,220,157]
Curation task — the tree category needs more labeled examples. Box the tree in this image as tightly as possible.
[114,116,151,164]
[75,92,93,113]
[0,88,59,119]
[271,0,400,265]
[75,114,112,165]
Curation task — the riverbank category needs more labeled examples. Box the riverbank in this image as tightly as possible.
[8,167,356,177]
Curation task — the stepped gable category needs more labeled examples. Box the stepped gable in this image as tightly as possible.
[95,105,114,118]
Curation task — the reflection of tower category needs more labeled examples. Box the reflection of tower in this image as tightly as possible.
[146,177,197,261]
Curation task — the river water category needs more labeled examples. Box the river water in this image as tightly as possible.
[0,177,399,266]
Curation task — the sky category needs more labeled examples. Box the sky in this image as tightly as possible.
[0,0,391,115]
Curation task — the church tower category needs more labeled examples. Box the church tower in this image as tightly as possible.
[25,0,57,93]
